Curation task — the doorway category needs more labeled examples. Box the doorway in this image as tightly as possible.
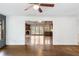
[25,21,53,46]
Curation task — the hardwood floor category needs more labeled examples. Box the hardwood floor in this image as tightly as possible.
[0,45,79,56]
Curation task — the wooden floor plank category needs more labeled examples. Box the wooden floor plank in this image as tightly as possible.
[0,45,79,56]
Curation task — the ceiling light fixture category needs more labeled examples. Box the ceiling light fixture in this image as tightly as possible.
[33,4,39,10]
[38,20,41,23]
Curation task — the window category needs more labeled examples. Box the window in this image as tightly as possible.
[40,26,43,34]
[31,25,36,34]
[30,24,44,45]
[36,26,40,34]
[31,25,44,35]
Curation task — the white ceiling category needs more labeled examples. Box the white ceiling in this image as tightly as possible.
[0,3,79,16]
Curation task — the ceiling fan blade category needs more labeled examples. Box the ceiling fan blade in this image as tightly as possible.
[40,3,54,7]
[38,8,42,13]
[24,5,33,11]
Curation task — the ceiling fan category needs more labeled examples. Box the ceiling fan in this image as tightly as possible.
[24,3,55,13]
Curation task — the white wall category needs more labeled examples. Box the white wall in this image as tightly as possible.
[53,17,78,45]
[6,16,25,45]
[77,16,79,45]
[6,16,78,45]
